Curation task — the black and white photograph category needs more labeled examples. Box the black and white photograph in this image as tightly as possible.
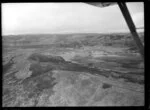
[2,2,145,107]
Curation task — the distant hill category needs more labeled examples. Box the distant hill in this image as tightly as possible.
[3,32,144,50]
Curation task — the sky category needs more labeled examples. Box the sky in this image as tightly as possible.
[2,2,144,35]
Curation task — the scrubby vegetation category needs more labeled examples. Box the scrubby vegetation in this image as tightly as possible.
[28,53,65,63]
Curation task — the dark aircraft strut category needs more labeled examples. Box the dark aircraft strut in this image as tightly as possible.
[118,2,144,60]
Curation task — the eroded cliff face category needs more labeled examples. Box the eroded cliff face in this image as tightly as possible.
[3,52,144,106]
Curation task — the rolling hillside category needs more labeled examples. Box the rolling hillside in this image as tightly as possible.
[2,32,144,106]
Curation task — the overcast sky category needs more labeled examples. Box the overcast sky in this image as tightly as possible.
[2,2,144,35]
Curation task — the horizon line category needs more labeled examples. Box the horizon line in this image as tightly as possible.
[2,30,144,36]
